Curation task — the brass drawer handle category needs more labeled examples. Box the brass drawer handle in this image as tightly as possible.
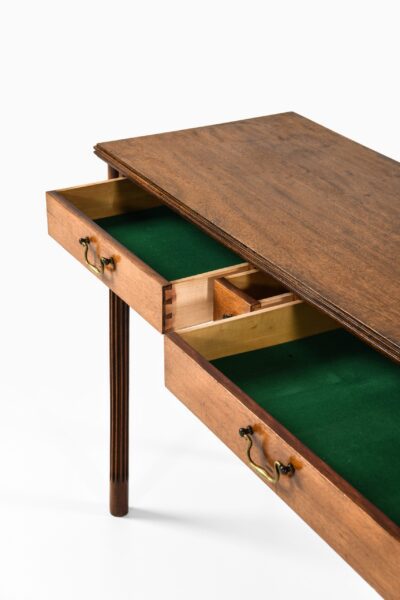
[239,426,294,484]
[79,237,114,275]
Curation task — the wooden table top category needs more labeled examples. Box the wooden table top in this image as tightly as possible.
[95,113,400,362]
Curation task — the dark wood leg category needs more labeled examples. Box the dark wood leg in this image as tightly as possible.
[109,290,129,516]
[108,165,119,179]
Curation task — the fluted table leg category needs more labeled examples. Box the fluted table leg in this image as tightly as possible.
[109,290,129,516]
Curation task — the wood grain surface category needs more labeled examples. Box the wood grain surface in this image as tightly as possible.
[95,113,400,362]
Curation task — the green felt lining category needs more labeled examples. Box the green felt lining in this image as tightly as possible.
[212,329,400,526]
[95,206,241,280]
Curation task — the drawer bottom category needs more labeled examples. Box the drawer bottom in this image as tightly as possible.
[211,328,400,527]
[96,206,241,281]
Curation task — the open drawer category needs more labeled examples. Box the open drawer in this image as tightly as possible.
[165,302,400,599]
[46,177,261,332]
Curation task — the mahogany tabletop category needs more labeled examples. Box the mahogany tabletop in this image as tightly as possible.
[95,112,400,362]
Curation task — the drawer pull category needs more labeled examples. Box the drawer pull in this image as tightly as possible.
[239,426,294,484]
[79,237,114,275]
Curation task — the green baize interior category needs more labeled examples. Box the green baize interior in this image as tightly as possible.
[212,329,400,526]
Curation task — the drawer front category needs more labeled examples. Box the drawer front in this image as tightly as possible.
[164,333,400,599]
[47,189,166,331]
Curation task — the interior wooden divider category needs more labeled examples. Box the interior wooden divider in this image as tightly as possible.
[259,292,297,308]
[165,263,251,331]
[223,269,286,296]
[213,272,297,320]
[213,276,260,319]
[178,300,338,360]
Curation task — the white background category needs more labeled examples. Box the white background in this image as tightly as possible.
[0,1,398,598]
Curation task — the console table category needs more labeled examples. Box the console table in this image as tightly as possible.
[46,113,400,599]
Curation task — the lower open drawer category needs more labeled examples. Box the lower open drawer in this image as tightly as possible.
[164,302,400,599]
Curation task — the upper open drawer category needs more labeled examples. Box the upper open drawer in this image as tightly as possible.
[46,177,296,332]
